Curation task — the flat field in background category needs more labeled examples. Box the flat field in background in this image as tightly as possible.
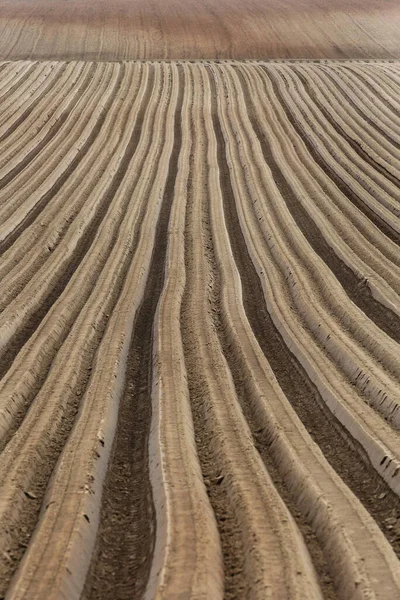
[0,0,400,59]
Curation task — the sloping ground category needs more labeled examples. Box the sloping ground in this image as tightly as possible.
[0,0,400,60]
[0,60,400,599]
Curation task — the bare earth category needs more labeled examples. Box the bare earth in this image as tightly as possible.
[1,0,400,597]
[0,58,400,600]
[0,0,400,59]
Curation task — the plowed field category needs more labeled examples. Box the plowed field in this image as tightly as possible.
[1,59,400,600]
[1,0,400,60]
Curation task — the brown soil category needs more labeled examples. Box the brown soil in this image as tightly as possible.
[1,60,400,600]
[1,0,400,60]
[207,66,400,563]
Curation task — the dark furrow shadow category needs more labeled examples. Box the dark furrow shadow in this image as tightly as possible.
[84,64,183,600]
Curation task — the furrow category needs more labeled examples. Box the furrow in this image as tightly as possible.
[0,62,69,149]
[223,64,400,429]
[0,58,400,600]
[0,64,98,266]
[0,61,86,171]
[181,66,249,599]
[293,65,400,185]
[0,62,10,76]
[0,63,170,596]
[251,63,400,306]
[272,65,400,220]
[207,60,400,600]
[180,63,322,600]
[0,63,52,127]
[0,62,128,279]
[267,64,400,233]
[261,65,400,245]
[0,65,121,298]
[252,64,400,272]
[338,64,400,131]
[207,63,335,600]
[379,63,400,83]
[0,62,106,232]
[211,64,400,502]
[0,63,32,102]
[0,63,153,448]
[372,64,400,97]
[144,63,223,600]
[328,64,400,140]
[0,65,123,382]
[234,65,400,342]
[0,63,90,190]
[314,64,400,150]
[3,62,177,600]
[85,63,180,600]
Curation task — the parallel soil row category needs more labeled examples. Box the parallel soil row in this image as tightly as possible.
[0,60,400,600]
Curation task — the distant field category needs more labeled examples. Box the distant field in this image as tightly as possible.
[0,0,400,59]
[1,60,400,600]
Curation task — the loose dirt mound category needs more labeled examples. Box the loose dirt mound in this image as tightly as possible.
[0,0,400,59]
[0,60,400,600]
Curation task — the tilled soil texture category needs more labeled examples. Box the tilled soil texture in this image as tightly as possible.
[0,0,400,60]
[0,60,400,600]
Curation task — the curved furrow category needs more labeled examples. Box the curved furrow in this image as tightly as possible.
[372,62,400,92]
[0,62,108,230]
[292,66,400,189]
[82,64,176,599]
[0,63,105,232]
[0,61,23,85]
[261,65,400,243]
[221,64,400,428]
[85,63,207,600]
[379,64,400,88]
[2,63,179,600]
[207,61,400,600]
[329,64,400,139]
[0,63,157,446]
[342,64,400,117]
[0,62,126,307]
[0,63,33,102]
[0,62,86,169]
[0,69,123,377]
[0,63,50,122]
[0,62,61,132]
[0,63,92,185]
[209,63,400,500]
[379,62,400,77]
[0,62,70,149]
[271,63,400,218]
[180,64,322,600]
[0,64,122,273]
[313,64,400,150]
[0,62,172,596]
[235,65,400,338]
[369,68,400,100]
[252,65,400,268]
[294,65,400,183]
[0,59,399,600]
[273,65,400,215]
[253,66,400,276]
[143,64,223,600]
[293,67,400,207]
